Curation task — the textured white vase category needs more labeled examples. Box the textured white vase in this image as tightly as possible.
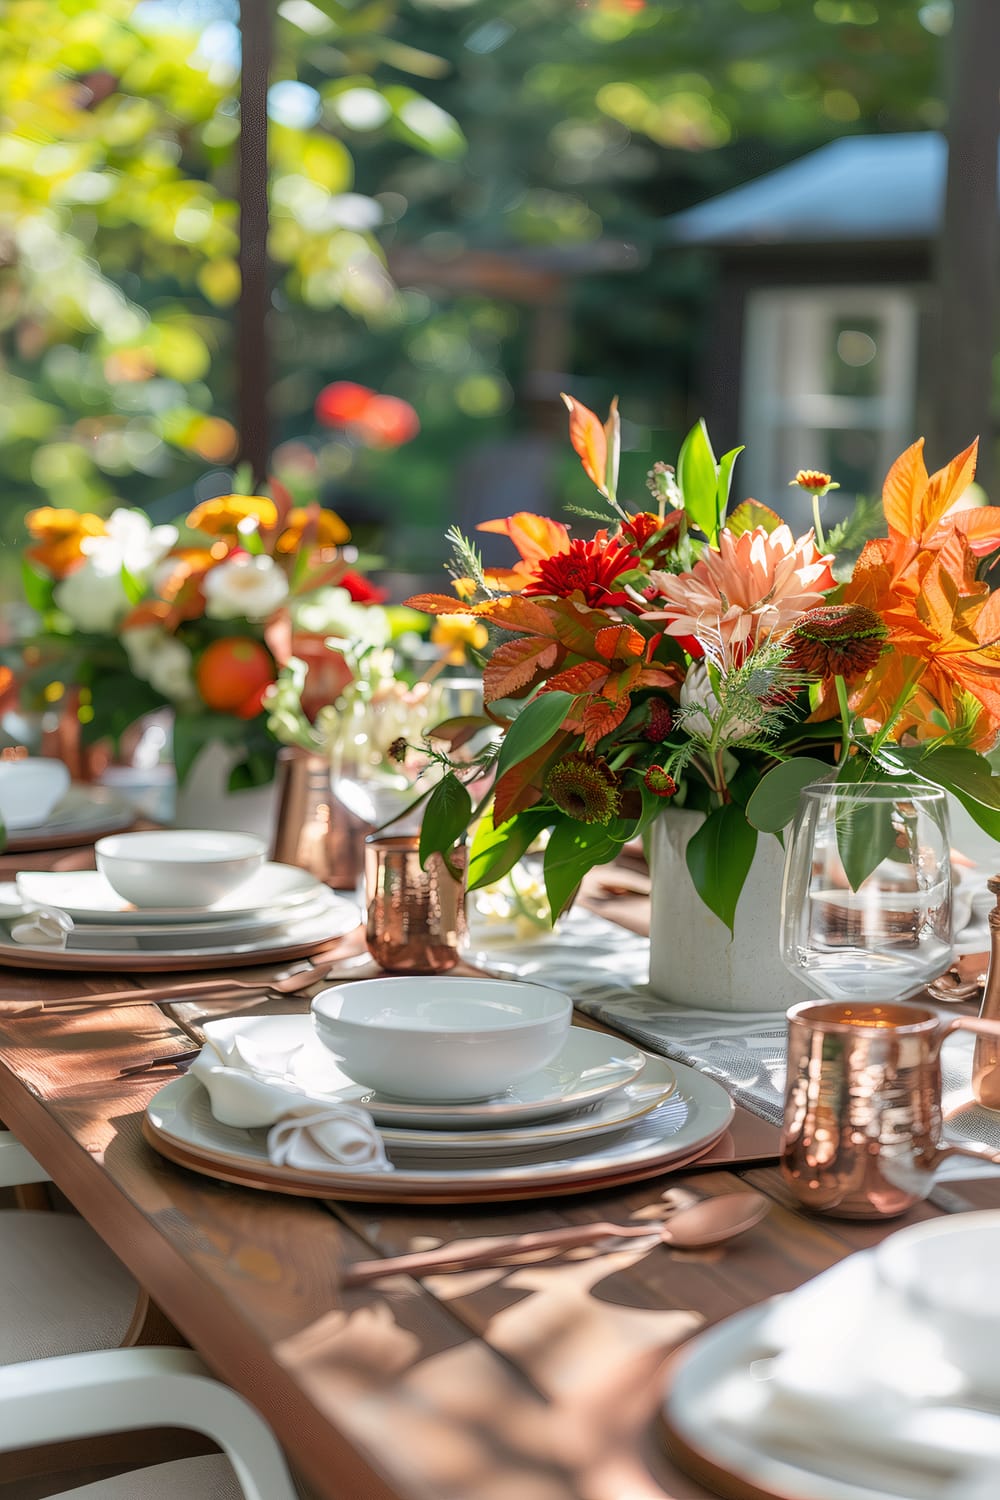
[172,739,279,848]
[648,808,812,1013]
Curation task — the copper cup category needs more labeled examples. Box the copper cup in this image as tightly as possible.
[365,834,467,973]
[781,999,1000,1219]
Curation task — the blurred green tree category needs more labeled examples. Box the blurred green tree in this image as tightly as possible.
[0,0,950,585]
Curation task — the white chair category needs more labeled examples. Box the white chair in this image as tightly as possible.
[0,1346,301,1499]
[0,1134,301,1497]
[0,1131,142,1362]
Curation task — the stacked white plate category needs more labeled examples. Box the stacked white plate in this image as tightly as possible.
[0,866,360,971]
[3,784,136,851]
[144,1013,736,1202]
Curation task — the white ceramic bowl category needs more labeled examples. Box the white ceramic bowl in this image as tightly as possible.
[0,757,70,831]
[874,1210,1000,1397]
[311,977,573,1102]
[94,829,267,909]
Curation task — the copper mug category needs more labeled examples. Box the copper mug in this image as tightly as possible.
[365,833,468,974]
[781,1000,1000,1219]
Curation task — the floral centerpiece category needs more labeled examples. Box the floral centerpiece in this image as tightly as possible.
[406,396,1000,935]
[9,487,385,794]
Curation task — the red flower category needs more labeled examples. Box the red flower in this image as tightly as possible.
[340,570,388,604]
[620,510,683,566]
[357,394,420,448]
[522,532,638,608]
[643,765,677,797]
[315,381,374,427]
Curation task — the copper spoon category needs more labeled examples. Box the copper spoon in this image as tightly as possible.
[341,1190,770,1286]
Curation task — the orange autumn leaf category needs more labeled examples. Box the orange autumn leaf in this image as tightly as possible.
[492,734,572,825]
[483,635,561,701]
[404,592,480,616]
[560,393,607,493]
[594,623,644,662]
[582,697,630,747]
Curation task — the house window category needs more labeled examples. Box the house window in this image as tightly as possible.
[740,287,919,530]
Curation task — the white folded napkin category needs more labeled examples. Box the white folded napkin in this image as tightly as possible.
[189,1031,394,1174]
[10,905,74,948]
[268,1102,393,1173]
[709,1252,1000,1497]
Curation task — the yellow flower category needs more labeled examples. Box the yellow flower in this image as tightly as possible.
[430,614,489,665]
[25,508,106,578]
[186,494,277,535]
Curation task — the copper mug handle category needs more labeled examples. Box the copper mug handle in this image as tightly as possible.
[781,1002,1000,1219]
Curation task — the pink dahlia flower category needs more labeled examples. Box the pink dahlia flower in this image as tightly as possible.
[643,524,834,658]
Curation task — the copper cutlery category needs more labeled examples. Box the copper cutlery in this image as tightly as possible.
[119,1048,201,1077]
[341,1191,770,1285]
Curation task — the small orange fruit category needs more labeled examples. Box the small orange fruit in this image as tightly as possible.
[195,637,275,719]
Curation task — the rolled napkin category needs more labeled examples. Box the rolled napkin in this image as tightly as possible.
[188,1030,395,1174]
[10,905,74,949]
[268,1102,393,1173]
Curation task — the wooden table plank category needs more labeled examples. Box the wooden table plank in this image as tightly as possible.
[0,843,993,1500]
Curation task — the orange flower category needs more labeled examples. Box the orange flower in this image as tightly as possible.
[274,505,349,554]
[25,508,106,578]
[821,439,1000,746]
[186,494,278,536]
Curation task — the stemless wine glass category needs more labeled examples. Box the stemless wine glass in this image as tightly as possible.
[780,780,953,1002]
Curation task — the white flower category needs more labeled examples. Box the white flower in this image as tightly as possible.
[291,588,391,653]
[679,662,756,745]
[123,626,195,703]
[203,555,289,622]
[82,508,177,575]
[54,553,131,633]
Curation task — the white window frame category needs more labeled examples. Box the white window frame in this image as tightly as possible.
[740,285,919,511]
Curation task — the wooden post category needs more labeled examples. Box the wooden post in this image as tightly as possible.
[237,0,272,485]
[931,0,1000,490]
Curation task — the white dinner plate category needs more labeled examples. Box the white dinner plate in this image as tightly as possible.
[145,1059,733,1202]
[16,864,324,924]
[58,893,342,950]
[660,1300,968,1500]
[201,1015,649,1128]
[0,896,360,971]
[3,785,136,850]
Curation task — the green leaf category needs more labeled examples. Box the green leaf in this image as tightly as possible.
[467,807,553,891]
[543,817,623,917]
[20,561,53,613]
[880,745,1000,842]
[746,758,831,832]
[726,499,783,539]
[835,795,898,893]
[419,772,472,868]
[677,419,720,544]
[716,445,745,518]
[495,691,574,780]
[685,804,757,933]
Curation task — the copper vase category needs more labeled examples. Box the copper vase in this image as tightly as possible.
[270,748,364,890]
[365,833,467,973]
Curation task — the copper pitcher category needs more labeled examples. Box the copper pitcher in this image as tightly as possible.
[782,999,1000,1219]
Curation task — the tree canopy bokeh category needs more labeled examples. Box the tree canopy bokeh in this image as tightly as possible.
[0,0,951,582]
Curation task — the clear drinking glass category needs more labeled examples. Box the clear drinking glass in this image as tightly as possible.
[780,781,953,1002]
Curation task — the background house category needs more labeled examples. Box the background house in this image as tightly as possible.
[664,133,996,530]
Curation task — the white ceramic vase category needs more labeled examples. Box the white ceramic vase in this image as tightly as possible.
[172,739,279,848]
[647,808,812,1014]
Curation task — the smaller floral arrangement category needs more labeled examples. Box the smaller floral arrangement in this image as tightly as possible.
[404,396,1000,927]
[11,487,384,791]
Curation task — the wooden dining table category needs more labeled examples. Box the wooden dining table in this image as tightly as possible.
[0,840,995,1500]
